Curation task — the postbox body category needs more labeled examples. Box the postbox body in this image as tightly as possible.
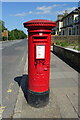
[23,19,56,107]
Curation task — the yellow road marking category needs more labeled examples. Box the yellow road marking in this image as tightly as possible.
[0,106,6,113]
[7,89,12,93]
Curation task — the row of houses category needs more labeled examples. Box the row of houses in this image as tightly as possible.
[53,7,80,36]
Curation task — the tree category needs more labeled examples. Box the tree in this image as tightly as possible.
[0,20,2,40]
[0,20,27,41]
[8,31,12,40]
[8,29,27,40]
[0,20,7,32]
[19,30,27,39]
[0,20,8,41]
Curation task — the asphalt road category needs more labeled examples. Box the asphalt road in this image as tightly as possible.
[2,39,28,118]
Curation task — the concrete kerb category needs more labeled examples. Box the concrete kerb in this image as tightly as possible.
[1,39,24,43]
[13,55,28,118]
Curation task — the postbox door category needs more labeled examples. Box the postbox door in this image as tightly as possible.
[32,42,50,92]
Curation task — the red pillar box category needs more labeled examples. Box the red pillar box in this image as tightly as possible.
[23,19,56,107]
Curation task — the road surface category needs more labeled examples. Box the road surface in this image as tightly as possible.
[2,39,27,118]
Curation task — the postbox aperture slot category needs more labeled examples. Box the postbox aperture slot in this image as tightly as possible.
[34,37,47,39]
[33,36,47,42]
[36,45,45,59]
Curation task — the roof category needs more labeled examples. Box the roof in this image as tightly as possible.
[56,19,62,22]
[61,8,78,21]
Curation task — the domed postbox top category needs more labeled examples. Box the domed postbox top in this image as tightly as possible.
[23,19,56,28]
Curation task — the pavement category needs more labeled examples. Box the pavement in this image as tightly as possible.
[13,50,79,119]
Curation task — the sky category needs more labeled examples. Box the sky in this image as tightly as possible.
[2,2,78,34]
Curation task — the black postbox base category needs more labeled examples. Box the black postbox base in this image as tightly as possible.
[27,89,49,108]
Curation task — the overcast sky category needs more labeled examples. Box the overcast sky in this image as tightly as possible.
[2,2,78,34]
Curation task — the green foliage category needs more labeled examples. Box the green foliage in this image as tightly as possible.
[8,31,12,40]
[60,42,69,47]
[0,20,27,41]
[2,21,6,32]
[0,20,7,32]
[20,30,27,39]
[56,41,61,45]
[77,48,80,51]
[8,29,27,40]
[3,37,7,41]
[56,41,69,47]
[0,20,2,31]
[73,46,80,51]
[0,20,8,41]
[55,40,79,51]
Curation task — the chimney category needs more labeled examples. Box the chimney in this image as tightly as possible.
[64,10,68,16]
[57,15,63,20]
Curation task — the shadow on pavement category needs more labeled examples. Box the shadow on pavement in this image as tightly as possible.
[14,74,28,101]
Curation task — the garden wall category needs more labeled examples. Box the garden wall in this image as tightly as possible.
[53,44,80,71]
[51,35,79,44]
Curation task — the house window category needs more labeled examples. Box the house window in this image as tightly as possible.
[59,32,61,35]
[77,26,79,35]
[63,30,64,35]
[69,28,71,35]
[72,27,75,35]
[72,15,74,24]
[68,18,69,25]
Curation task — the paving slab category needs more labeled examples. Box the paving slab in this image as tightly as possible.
[13,52,79,119]
[51,52,78,118]
[21,88,61,118]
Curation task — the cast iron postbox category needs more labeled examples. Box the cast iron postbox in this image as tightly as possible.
[23,19,56,107]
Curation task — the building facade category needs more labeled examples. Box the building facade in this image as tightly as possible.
[61,8,79,35]
[54,15,63,35]
[54,8,79,36]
